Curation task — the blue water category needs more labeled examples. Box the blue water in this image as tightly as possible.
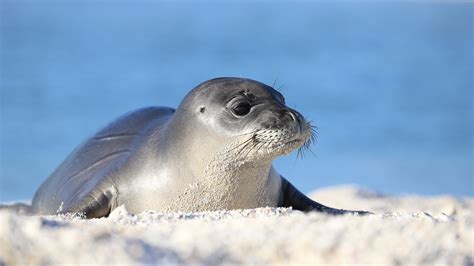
[0,1,472,201]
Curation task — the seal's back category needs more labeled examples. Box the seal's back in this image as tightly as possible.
[31,107,174,215]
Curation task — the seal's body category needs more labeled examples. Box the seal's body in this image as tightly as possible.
[28,78,368,218]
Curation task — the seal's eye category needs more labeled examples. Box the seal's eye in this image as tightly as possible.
[232,102,252,116]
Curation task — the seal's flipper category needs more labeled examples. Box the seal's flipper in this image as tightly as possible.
[62,186,117,218]
[279,176,371,215]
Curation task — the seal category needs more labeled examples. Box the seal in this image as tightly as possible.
[11,77,369,218]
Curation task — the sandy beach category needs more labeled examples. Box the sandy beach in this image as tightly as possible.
[1,185,473,265]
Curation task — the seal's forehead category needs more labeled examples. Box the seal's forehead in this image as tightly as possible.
[192,77,284,104]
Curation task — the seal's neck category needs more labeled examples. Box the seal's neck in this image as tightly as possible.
[157,114,281,211]
[159,112,224,176]
[195,143,279,210]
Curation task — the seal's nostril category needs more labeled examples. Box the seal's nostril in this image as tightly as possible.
[287,111,297,122]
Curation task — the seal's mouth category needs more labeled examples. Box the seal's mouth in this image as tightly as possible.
[231,122,317,161]
[280,127,315,156]
[282,120,315,146]
[285,138,305,146]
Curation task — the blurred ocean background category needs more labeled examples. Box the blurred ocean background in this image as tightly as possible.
[0,1,472,202]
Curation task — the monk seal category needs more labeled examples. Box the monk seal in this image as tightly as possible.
[5,77,369,218]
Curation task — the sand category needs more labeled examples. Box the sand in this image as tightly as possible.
[1,185,473,265]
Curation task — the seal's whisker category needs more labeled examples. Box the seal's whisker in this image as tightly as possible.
[245,138,263,158]
[233,129,269,160]
[235,144,250,160]
[243,140,263,159]
[238,132,266,160]
[293,122,318,160]
[310,126,318,144]
[232,131,257,138]
[235,138,256,159]
[297,147,303,159]
[240,144,253,160]
[230,131,260,152]
[297,135,316,160]
[237,142,252,159]
[272,76,278,89]
[308,123,319,140]
[229,137,254,153]
[297,146,306,160]
[228,130,259,154]
[252,141,266,157]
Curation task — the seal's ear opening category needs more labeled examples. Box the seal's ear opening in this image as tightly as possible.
[199,106,206,113]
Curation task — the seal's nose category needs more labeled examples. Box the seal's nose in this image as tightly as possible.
[286,111,297,122]
[281,110,296,122]
[281,110,303,133]
[261,109,304,130]
[290,109,309,134]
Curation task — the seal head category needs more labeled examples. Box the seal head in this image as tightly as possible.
[173,78,313,168]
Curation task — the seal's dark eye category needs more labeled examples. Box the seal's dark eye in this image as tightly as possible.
[232,102,252,116]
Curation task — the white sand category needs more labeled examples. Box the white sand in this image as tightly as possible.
[1,185,473,265]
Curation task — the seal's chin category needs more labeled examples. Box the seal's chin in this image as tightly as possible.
[284,137,306,147]
[271,130,313,156]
